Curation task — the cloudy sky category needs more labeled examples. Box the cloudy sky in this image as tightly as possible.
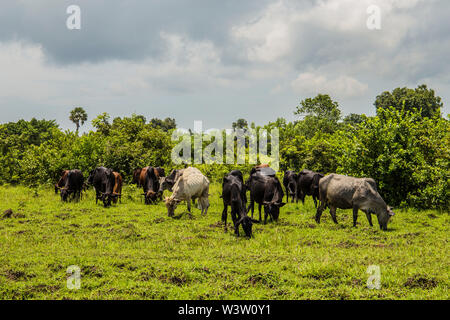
[0,0,448,131]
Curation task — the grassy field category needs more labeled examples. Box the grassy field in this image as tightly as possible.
[0,183,448,300]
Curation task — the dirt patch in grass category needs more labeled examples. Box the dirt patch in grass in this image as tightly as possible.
[209,221,224,228]
[404,275,438,289]
[91,223,111,228]
[159,273,189,286]
[303,266,343,280]
[27,284,60,293]
[113,262,138,271]
[299,240,321,246]
[48,263,64,272]
[247,271,281,288]
[81,265,103,278]
[14,230,31,235]
[4,269,35,281]
[2,209,26,219]
[336,240,361,248]
[399,232,422,238]
[55,212,72,220]
[152,217,165,224]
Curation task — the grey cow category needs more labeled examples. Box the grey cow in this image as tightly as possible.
[315,174,395,230]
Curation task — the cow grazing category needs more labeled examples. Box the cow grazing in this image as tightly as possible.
[165,167,210,217]
[283,170,298,203]
[132,168,142,187]
[246,168,286,224]
[297,169,324,208]
[55,170,69,194]
[59,170,84,202]
[316,174,395,230]
[141,166,161,204]
[222,171,256,237]
[110,172,123,204]
[87,166,115,207]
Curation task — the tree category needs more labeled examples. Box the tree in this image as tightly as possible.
[149,117,176,132]
[294,94,341,137]
[374,84,443,119]
[343,113,367,127]
[232,119,248,131]
[92,112,111,136]
[69,107,88,133]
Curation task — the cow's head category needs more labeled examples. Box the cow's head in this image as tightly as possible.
[101,192,112,207]
[378,206,395,231]
[60,188,71,202]
[87,169,95,185]
[165,197,181,217]
[262,201,286,221]
[143,190,158,204]
[235,215,259,238]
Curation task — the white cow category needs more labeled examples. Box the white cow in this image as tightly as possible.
[316,174,395,230]
[164,167,210,216]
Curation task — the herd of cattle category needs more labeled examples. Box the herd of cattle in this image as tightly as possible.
[54,164,395,237]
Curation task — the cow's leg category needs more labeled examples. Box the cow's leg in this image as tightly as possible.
[258,203,262,222]
[247,198,254,217]
[315,202,325,223]
[313,195,318,208]
[263,206,269,225]
[352,207,359,227]
[330,206,338,224]
[365,212,373,227]
[187,197,191,213]
[221,203,228,224]
[205,199,210,215]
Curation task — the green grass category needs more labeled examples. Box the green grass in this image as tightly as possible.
[0,184,448,300]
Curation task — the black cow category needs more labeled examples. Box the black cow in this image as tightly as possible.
[283,170,298,203]
[59,170,84,202]
[297,169,324,208]
[222,171,257,237]
[228,170,247,206]
[143,166,161,204]
[87,166,115,207]
[246,169,286,224]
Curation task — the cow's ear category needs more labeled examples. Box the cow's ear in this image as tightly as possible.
[262,201,270,206]
[277,202,286,208]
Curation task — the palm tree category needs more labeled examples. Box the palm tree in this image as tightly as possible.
[69,107,88,134]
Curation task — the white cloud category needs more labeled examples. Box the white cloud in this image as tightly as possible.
[291,72,368,99]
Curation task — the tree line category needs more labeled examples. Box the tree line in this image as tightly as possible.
[0,84,448,210]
